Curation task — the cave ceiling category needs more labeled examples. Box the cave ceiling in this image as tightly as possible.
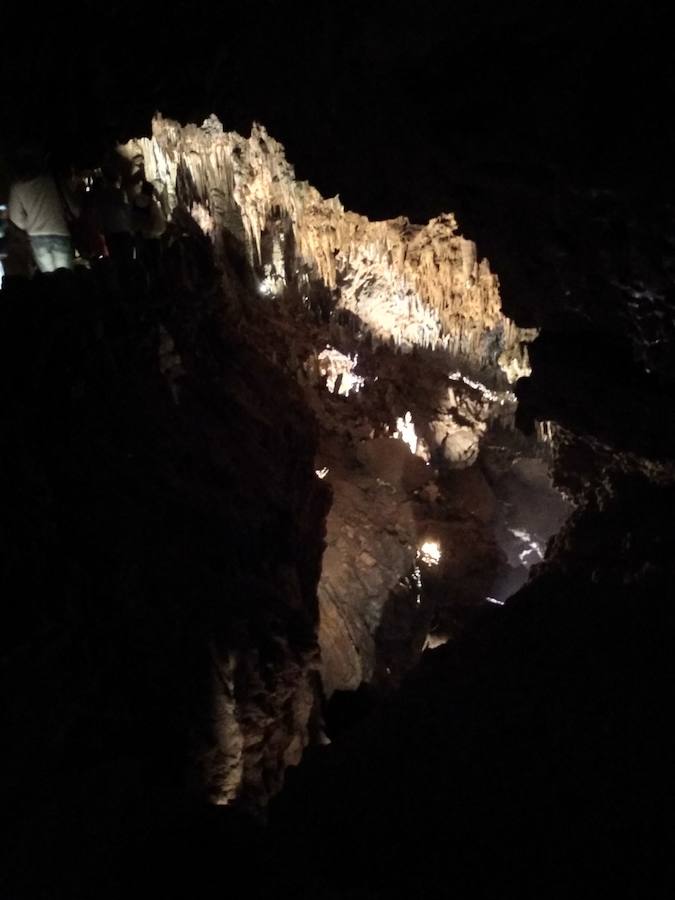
[3,1,672,210]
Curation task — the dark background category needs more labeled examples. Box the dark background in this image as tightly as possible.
[2,6,674,896]
[2,0,673,219]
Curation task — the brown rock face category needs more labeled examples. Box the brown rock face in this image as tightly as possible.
[317,458,419,696]
[439,467,497,524]
[115,115,546,705]
[356,437,431,491]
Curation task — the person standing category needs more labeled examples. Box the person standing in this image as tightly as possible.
[8,146,75,273]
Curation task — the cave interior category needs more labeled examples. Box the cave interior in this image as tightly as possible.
[1,2,674,898]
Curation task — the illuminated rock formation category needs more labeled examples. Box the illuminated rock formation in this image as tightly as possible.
[267,315,524,694]
[118,116,550,729]
[121,115,536,376]
[317,453,419,697]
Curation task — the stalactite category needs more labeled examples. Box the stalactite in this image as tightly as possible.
[121,115,536,377]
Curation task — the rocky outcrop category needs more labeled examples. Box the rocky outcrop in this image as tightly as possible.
[1,116,574,848]
[122,117,540,704]
[120,115,536,375]
[317,444,419,696]
[246,299,523,694]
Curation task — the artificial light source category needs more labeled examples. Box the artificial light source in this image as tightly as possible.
[508,527,544,566]
[418,541,441,566]
[317,346,365,396]
[448,370,516,404]
[393,411,418,455]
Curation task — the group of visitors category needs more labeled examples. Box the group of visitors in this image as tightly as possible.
[2,142,166,279]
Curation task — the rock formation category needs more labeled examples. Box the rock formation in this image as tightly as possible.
[0,118,571,891]
[116,115,561,706]
[120,116,536,375]
[3,6,674,895]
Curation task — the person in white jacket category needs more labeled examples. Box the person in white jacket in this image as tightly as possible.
[8,150,74,273]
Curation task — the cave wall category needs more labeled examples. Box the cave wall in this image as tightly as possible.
[257,123,675,898]
[111,115,543,705]
[0,222,330,893]
[120,115,535,375]
[268,474,675,900]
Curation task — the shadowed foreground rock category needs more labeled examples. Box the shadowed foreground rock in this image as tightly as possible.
[3,96,674,897]
[0,244,329,895]
[267,476,675,899]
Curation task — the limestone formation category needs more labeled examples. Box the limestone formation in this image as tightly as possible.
[119,116,551,751]
[247,296,526,695]
[121,116,536,376]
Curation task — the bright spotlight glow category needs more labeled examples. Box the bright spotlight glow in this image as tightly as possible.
[509,527,544,566]
[317,346,365,396]
[418,541,441,566]
[393,411,418,454]
[258,274,284,297]
[448,370,516,404]
[190,202,215,236]
[412,564,422,604]
[424,633,449,650]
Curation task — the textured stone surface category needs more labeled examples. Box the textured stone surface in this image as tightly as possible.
[3,9,674,896]
[120,116,536,374]
[317,462,418,696]
[244,296,529,695]
[111,120,553,709]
